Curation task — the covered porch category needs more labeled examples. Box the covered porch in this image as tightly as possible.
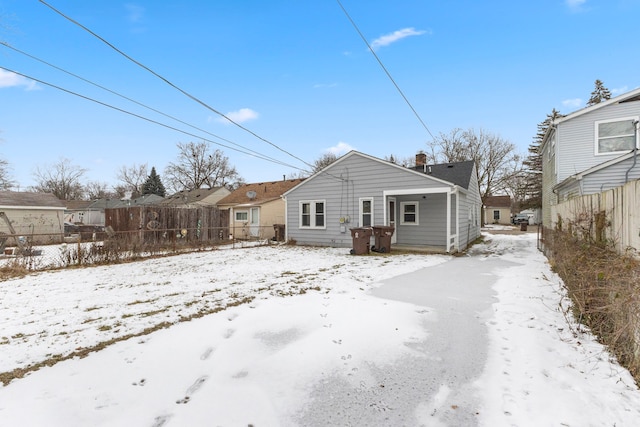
[382,186,462,253]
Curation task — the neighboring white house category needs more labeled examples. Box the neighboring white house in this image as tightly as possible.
[283,151,481,253]
[541,87,640,227]
[483,195,512,225]
[0,191,66,244]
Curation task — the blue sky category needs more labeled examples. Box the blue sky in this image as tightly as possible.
[1,0,639,191]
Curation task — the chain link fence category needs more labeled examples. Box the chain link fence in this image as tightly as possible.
[0,225,282,272]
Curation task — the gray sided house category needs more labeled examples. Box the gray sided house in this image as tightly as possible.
[542,87,640,227]
[0,191,65,243]
[283,151,481,253]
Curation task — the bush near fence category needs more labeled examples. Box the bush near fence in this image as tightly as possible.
[541,218,640,385]
[0,223,282,277]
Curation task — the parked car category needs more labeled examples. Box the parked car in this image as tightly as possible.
[64,222,80,236]
[512,214,530,225]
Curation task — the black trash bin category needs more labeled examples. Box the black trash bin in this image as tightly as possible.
[273,224,285,241]
[372,226,395,253]
[520,222,528,232]
[350,227,372,255]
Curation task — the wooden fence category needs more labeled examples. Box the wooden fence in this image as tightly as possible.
[105,205,230,242]
[551,179,640,254]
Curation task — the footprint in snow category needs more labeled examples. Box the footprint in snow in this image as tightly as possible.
[151,414,173,427]
[176,375,209,405]
[224,329,235,339]
[200,347,214,360]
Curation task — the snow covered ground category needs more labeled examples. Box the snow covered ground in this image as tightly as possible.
[0,228,639,426]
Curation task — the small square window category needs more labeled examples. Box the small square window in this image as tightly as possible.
[400,202,419,225]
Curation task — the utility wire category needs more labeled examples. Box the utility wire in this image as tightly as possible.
[0,41,290,168]
[0,65,307,172]
[38,0,316,171]
[336,0,436,140]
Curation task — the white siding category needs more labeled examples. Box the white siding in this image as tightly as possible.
[557,101,640,183]
[285,152,481,251]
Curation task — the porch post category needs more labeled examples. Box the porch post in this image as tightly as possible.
[446,190,452,252]
[455,188,460,251]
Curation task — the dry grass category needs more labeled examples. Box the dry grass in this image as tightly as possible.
[545,227,640,384]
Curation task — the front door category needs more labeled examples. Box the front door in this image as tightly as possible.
[250,207,260,237]
[388,197,397,244]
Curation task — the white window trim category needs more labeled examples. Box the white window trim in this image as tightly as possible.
[235,210,249,222]
[400,201,419,225]
[594,116,639,156]
[359,197,373,227]
[299,200,326,229]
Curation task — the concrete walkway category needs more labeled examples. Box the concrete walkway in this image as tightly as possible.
[298,249,522,426]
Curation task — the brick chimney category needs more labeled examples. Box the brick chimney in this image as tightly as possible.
[415,152,427,166]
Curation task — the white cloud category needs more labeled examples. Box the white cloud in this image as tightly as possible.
[313,83,338,89]
[327,142,354,155]
[370,27,429,50]
[562,98,583,108]
[611,86,628,95]
[566,0,587,11]
[0,69,38,90]
[125,4,145,23]
[215,108,259,124]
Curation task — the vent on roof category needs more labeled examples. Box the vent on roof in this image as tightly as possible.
[246,191,257,200]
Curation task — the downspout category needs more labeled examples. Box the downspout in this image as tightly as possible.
[624,119,639,183]
[282,195,288,243]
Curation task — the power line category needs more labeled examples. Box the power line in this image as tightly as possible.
[335,0,436,141]
[0,41,292,169]
[38,0,316,171]
[0,65,307,172]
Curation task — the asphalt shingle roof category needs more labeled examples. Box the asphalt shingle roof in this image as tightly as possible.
[411,160,475,189]
[218,179,305,205]
[0,191,65,208]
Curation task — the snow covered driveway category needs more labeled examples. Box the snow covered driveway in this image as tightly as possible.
[1,231,640,426]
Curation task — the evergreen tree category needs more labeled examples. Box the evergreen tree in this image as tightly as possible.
[521,108,563,209]
[587,79,612,106]
[142,166,166,197]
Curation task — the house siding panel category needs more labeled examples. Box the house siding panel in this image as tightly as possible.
[582,157,640,195]
[557,101,640,183]
[286,154,455,248]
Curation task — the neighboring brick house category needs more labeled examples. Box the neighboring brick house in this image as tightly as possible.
[483,195,512,225]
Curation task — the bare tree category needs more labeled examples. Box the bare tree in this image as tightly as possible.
[164,142,242,192]
[85,180,116,200]
[312,152,339,174]
[427,128,522,202]
[115,163,148,198]
[384,153,416,167]
[32,158,87,200]
[0,158,16,190]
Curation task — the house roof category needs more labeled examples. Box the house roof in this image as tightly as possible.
[411,160,475,189]
[285,151,475,196]
[554,150,640,191]
[554,87,640,124]
[87,198,124,210]
[65,200,93,210]
[112,194,165,208]
[0,191,66,209]
[484,195,511,208]
[161,187,227,205]
[218,178,306,206]
[542,87,640,148]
